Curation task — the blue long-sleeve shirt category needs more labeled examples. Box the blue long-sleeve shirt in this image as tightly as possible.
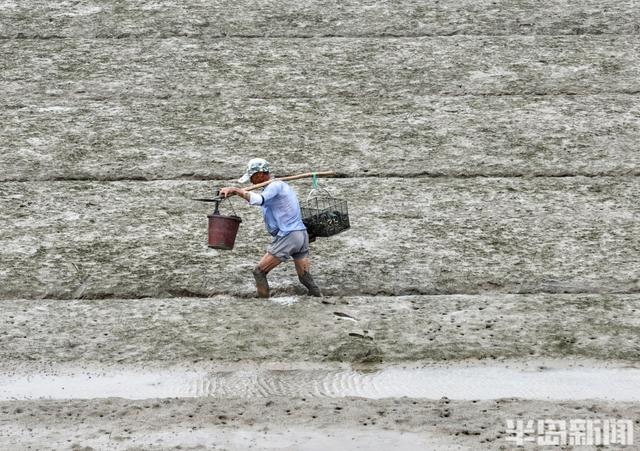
[249,181,306,237]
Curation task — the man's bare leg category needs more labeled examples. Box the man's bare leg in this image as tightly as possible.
[294,257,322,297]
[254,253,281,298]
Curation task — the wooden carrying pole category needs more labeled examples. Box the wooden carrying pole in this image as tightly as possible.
[245,171,336,191]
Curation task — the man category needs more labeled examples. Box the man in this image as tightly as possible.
[219,158,322,298]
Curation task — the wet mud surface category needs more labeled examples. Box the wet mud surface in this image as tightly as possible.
[2,0,639,38]
[2,94,640,181]
[1,177,638,300]
[1,396,639,450]
[2,38,640,181]
[7,35,637,101]
[1,295,639,367]
[5,361,640,401]
[2,0,640,449]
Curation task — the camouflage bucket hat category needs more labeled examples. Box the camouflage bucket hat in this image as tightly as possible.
[238,158,270,183]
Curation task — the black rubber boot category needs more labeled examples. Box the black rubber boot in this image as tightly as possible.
[253,267,270,298]
[298,271,322,297]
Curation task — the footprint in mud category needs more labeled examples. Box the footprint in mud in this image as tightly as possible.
[333,312,357,322]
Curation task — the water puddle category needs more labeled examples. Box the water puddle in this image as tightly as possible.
[2,365,640,401]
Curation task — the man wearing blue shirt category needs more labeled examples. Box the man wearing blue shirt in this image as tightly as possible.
[220,158,322,298]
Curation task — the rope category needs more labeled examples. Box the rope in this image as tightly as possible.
[227,197,238,217]
[219,196,238,217]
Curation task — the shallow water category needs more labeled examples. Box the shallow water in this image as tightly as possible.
[2,364,640,401]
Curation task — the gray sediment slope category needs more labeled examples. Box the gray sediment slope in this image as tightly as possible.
[3,94,639,181]
[2,0,639,38]
[2,35,640,181]
[2,0,639,449]
[3,396,638,450]
[1,177,638,300]
[1,295,639,366]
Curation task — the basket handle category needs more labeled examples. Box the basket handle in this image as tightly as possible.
[306,171,336,201]
[306,187,335,202]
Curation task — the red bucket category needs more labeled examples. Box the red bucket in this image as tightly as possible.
[207,213,242,250]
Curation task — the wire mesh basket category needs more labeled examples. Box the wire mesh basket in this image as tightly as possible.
[301,188,350,238]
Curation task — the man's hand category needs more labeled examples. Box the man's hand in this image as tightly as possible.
[219,187,236,198]
[220,187,250,202]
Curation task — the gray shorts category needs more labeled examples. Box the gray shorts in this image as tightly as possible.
[267,230,310,262]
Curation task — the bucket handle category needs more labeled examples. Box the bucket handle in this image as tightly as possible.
[225,197,239,217]
[213,195,239,217]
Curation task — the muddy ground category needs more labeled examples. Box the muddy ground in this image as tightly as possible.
[2,37,640,181]
[2,396,639,450]
[2,294,640,449]
[2,0,640,38]
[1,0,639,449]
[1,177,638,300]
[1,295,640,367]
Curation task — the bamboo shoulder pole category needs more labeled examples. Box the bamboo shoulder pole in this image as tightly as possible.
[245,171,336,191]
